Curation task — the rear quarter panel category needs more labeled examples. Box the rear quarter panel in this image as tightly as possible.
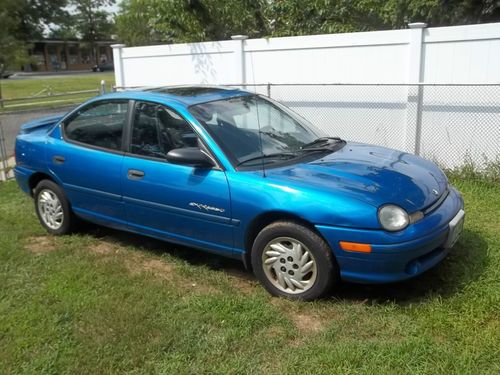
[15,117,65,193]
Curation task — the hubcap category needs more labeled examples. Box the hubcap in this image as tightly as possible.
[37,189,64,230]
[261,237,317,294]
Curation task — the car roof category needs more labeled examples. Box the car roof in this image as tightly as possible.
[99,85,254,107]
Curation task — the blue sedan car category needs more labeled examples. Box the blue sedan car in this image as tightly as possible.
[14,86,465,300]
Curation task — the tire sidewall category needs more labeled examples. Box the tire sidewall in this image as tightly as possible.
[34,180,73,235]
[251,221,338,300]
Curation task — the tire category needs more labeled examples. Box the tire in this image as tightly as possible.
[251,221,338,300]
[34,180,75,235]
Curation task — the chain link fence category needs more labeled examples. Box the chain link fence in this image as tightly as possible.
[242,83,500,170]
[0,80,108,181]
[1,83,499,181]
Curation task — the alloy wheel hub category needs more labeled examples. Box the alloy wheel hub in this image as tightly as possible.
[38,189,64,230]
[262,237,317,294]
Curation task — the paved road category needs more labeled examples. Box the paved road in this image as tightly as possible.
[0,106,75,157]
[5,71,113,80]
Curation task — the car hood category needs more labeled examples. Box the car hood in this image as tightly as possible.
[266,142,448,212]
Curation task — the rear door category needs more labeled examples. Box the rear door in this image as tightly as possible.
[46,100,130,224]
[121,101,233,255]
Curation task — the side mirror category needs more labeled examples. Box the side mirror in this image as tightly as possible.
[166,147,214,168]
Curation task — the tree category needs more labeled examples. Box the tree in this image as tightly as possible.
[0,0,70,74]
[68,0,116,64]
[115,0,166,46]
[115,0,500,46]
[116,0,269,45]
[15,0,69,40]
[269,0,500,37]
[267,0,387,37]
[380,0,500,28]
[0,1,28,75]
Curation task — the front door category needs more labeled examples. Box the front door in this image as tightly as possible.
[121,101,233,254]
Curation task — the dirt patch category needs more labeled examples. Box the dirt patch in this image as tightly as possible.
[126,257,217,294]
[270,299,330,335]
[289,312,325,333]
[286,311,329,347]
[87,239,216,294]
[87,239,172,279]
[263,326,287,340]
[90,241,121,255]
[125,258,174,280]
[24,236,58,255]
[224,269,258,294]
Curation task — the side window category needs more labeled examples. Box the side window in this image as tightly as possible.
[130,102,198,158]
[65,101,128,151]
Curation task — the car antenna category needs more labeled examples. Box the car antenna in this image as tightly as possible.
[249,52,266,178]
[254,94,266,178]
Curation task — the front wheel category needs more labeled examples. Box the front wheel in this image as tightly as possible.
[251,221,338,300]
[34,180,75,235]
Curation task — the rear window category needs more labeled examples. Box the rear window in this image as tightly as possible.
[65,101,128,151]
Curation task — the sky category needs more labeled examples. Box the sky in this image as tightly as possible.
[103,0,123,14]
[65,0,123,15]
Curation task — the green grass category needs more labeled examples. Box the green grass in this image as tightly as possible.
[0,73,115,111]
[0,178,499,374]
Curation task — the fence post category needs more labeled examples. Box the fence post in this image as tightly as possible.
[231,35,248,87]
[405,22,427,155]
[100,80,106,95]
[0,120,8,182]
[111,44,126,89]
[0,76,3,109]
[267,83,271,97]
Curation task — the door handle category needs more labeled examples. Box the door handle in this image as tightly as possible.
[52,155,65,164]
[127,169,145,180]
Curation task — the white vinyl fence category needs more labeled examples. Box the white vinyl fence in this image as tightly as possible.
[111,22,500,168]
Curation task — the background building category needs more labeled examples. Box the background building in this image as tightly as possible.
[25,40,114,72]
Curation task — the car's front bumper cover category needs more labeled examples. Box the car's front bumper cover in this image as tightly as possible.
[316,187,465,283]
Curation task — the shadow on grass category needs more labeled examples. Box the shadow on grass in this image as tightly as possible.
[331,229,488,305]
[80,225,488,304]
[81,223,253,283]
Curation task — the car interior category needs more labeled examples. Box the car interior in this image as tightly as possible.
[64,101,199,157]
[130,103,198,158]
[192,105,262,160]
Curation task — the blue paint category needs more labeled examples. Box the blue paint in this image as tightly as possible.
[14,87,465,283]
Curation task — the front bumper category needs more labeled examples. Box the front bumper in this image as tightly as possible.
[316,187,465,283]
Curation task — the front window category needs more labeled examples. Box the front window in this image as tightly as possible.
[130,101,198,159]
[190,95,325,167]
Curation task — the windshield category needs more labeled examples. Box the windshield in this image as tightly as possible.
[189,95,326,167]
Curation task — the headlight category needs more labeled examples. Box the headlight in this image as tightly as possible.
[378,204,409,232]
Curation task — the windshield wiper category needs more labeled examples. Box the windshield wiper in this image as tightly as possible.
[298,147,337,153]
[237,152,298,167]
[300,137,343,150]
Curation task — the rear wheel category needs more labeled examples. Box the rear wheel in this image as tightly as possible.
[251,221,338,300]
[34,180,75,235]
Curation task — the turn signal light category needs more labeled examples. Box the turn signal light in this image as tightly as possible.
[339,241,372,253]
